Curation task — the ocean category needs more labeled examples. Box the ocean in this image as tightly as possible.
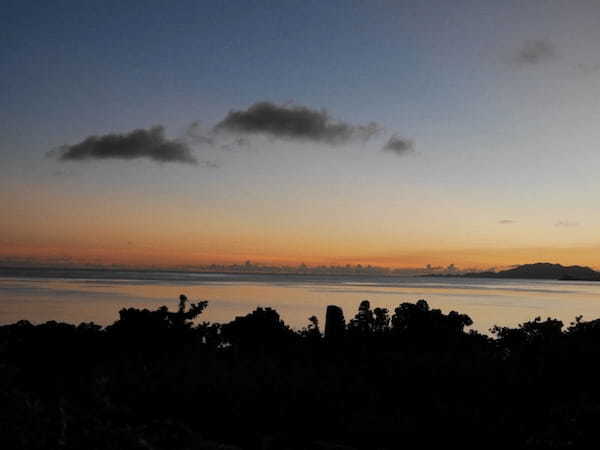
[2,267,600,333]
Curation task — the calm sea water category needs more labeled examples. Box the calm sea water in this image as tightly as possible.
[2,268,600,333]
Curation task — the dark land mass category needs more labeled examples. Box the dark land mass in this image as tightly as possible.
[463,262,600,281]
[3,295,600,449]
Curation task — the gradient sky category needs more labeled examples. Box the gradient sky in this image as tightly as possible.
[3,0,600,269]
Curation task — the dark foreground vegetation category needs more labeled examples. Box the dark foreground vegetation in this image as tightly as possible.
[2,296,600,449]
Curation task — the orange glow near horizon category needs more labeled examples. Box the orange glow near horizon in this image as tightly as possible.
[3,179,600,272]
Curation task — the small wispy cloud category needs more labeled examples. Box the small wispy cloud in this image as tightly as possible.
[577,63,600,75]
[186,121,215,146]
[219,137,251,152]
[382,134,414,156]
[498,219,516,224]
[555,220,580,228]
[199,160,220,169]
[52,169,76,177]
[514,40,557,66]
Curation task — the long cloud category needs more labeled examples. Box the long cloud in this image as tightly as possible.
[555,220,579,228]
[54,126,197,164]
[214,102,380,145]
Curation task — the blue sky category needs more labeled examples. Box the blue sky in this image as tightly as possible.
[3,1,600,268]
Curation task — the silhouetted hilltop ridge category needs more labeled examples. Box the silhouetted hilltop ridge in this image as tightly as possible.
[464,262,600,281]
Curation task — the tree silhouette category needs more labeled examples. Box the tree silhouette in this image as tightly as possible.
[6,297,600,449]
[348,300,375,336]
[220,307,295,349]
[391,299,472,345]
[373,307,390,335]
[105,294,208,352]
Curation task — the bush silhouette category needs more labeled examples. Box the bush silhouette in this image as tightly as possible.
[4,296,600,449]
[220,306,296,349]
[391,299,473,347]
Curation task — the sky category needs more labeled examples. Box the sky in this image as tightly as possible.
[3,0,600,270]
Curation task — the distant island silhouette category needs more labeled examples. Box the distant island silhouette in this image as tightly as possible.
[462,262,600,281]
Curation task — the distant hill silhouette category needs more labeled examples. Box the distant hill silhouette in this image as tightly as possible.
[463,262,600,281]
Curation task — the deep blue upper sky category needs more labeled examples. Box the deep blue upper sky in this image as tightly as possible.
[2,1,513,142]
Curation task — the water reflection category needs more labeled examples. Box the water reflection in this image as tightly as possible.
[2,274,600,333]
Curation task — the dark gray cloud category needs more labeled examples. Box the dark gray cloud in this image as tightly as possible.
[382,134,414,156]
[54,126,197,164]
[498,219,516,224]
[214,102,380,144]
[514,40,557,65]
[555,220,580,228]
[52,102,412,168]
